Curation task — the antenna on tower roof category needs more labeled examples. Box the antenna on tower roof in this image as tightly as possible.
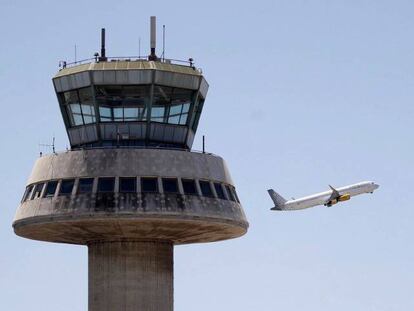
[99,28,107,62]
[138,37,141,58]
[162,24,166,61]
[149,16,158,61]
[39,136,56,155]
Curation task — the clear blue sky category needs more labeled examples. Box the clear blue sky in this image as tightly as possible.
[1,1,413,310]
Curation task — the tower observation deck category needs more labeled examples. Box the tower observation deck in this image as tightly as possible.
[13,17,248,311]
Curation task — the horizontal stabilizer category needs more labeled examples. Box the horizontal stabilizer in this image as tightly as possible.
[268,189,287,210]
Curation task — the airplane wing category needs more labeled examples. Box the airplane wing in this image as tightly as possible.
[327,185,340,201]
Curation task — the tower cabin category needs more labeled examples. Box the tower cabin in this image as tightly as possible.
[54,42,208,151]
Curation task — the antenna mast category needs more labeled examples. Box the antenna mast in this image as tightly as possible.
[39,136,56,155]
[162,24,165,61]
[149,16,157,61]
[99,28,107,61]
[139,37,141,58]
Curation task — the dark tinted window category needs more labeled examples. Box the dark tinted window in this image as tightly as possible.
[120,177,136,193]
[59,179,75,195]
[232,186,240,203]
[141,177,158,193]
[199,181,214,197]
[162,178,179,193]
[78,178,94,193]
[98,177,115,192]
[225,185,236,201]
[182,179,197,195]
[214,183,226,200]
[22,185,34,202]
[44,181,58,197]
[32,183,45,199]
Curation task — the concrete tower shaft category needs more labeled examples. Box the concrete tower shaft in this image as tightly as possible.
[89,241,173,311]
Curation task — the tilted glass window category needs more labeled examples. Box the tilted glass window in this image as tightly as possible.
[199,180,214,197]
[78,178,94,193]
[120,177,136,193]
[32,183,45,199]
[214,183,226,200]
[68,104,83,126]
[231,186,240,203]
[150,106,165,123]
[44,181,58,197]
[99,106,147,122]
[124,108,140,121]
[96,85,149,122]
[151,86,193,124]
[81,104,96,124]
[22,185,34,202]
[97,177,115,193]
[141,177,158,193]
[182,179,197,195]
[162,178,179,193]
[190,98,204,132]
[59,179,75,195]
[225,185,236,202]
[63,88,96,126]
[99,107,112,122]
[167,102,190,125]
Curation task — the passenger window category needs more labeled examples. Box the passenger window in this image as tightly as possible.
[78,178,94,193]
[162,178,179,193]
[22,185,34,202]
[120,177,136,193]
[214,183,226,200]
[44,181,58,197]
[97,177,115,193]
[182,179,197,195]
[59,179,75,195]
[141,177,158,193]
[199,181,214,197]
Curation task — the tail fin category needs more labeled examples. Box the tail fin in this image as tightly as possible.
[267,189,287,211]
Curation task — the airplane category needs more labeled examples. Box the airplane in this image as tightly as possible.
[268,181,379,211]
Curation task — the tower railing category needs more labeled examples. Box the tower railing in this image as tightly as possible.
[39,145,214,157]
[59,56,199,71]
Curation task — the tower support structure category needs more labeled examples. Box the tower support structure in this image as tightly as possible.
[89,241,173,311]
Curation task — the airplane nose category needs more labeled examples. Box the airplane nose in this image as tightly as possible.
[373,183,380,190]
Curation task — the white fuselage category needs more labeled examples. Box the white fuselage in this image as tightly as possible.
[283,181,379,210]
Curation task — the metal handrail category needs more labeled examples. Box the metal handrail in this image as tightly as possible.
[42,145,214,157]
[59,56,197,70]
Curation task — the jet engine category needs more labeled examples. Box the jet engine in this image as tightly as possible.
[325,193,351,207]
[326,199,338,207]
[338,193,351,202]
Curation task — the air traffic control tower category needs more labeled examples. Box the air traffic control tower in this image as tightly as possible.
[13,17,248,311]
